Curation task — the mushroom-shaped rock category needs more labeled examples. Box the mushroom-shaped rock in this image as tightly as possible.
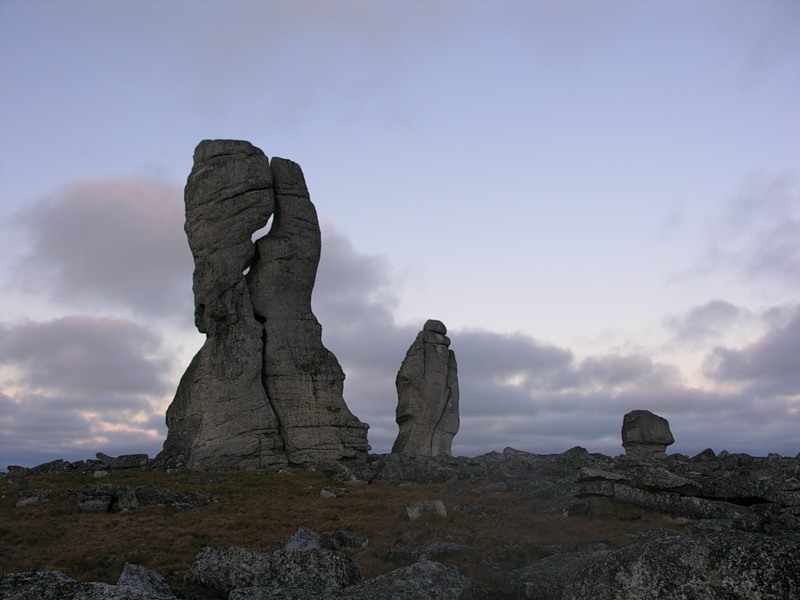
[621,410,674,458]
[392,320,459,457]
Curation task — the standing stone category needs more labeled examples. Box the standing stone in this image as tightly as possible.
[392,320,459,457]
[157,140,369,470]
[621,410,674,458]
[247,157,370,464]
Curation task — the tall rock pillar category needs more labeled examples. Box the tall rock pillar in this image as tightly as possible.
[246,157,370,464]
[392,319,460,457]
[157,140,369,470]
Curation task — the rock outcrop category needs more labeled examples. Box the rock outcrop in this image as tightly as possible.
[562,527,800,600]
[621,409,674,457]
[157,140,369,470]
[392,320,459,457]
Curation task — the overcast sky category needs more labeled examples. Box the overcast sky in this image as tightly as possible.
[1,0,798,468]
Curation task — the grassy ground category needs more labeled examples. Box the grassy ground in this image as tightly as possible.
[0,469,685,596]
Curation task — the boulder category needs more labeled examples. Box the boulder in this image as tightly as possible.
[95,453,150,471]
[228,560,472,600]
[392,320,459,457]
[77,484,138,513]
[15,488,52,507]
[402,499,447,520]
[157,140,369,470]
[0,565,177,599]
[115,563,176,598]
[562,527,800,600]
[280,526,325,551]
[331,531,369,550]
[505,543,610,600]
[621,410,674,457]
[186,545,362,593]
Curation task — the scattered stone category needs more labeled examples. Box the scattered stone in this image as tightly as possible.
[331,531,369,550]
[392,320,459,457]
[15,489,52,508]
[280,526,325,551]
[621,410,674,458]
[95,452,150,471]
[402,499,447,521]
[321,485,349,498]
[453,503,491,515]
[134,483,202,510]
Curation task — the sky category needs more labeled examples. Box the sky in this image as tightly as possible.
[0,0,798,468]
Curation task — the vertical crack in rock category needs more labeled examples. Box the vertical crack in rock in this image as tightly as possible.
[156,140,369,470]
[392,319,460,457]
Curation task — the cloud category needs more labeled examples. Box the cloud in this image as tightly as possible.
[690,173,800,292]
[663,299,750,344]
[704,303,800,397]
[0,316,174,467]
[0,316,172,396]
[9,177,193,319]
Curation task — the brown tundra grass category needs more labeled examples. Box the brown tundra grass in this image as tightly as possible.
[0,469,685,595]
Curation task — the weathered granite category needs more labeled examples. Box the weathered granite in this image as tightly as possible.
[186,545,362,593]
[228,560,472,600]
[0,564,177,600]
[156,140,369,470]
[621,409,674,457]
[392,319,459,457]
[562,527,800,600]
[247,157,370,464]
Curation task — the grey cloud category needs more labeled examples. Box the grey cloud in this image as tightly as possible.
[11,177,193,318]
[704,303,800,395]
[0,390,165,468]
[456,330,574,385]
[0,315,174,467]
[569,355,680,390]
[0,316,172,396]
[663,300,749,343]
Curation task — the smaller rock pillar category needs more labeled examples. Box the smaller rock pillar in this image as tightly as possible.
[392,319,459,457]
[621,409,674,458]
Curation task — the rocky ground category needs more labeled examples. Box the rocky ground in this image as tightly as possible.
[2,447,800,599]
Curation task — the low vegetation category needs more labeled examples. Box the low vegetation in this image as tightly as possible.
[0,468,685,596]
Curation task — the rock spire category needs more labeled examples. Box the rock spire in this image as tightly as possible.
[392,319,459,457]
[157,140,369,470]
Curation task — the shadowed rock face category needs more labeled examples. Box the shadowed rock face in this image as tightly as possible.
[621,410,674,458]
[157,140,369,470]
[392,320,459,457]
